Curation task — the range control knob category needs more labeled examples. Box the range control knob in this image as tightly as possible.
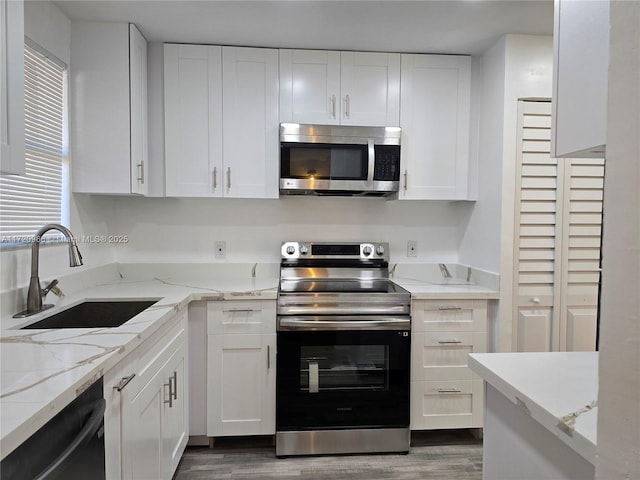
[376,245,385,256]
[299,245,309,255]
[362,246,372,256]
[286,245,296,255]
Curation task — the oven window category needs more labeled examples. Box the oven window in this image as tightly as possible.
[300,345,389,393]
[281,143,367,180]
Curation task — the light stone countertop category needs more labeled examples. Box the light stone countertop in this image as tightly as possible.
[468,352,598,465]
[0,262,498,459]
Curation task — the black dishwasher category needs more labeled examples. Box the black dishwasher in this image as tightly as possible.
[1,378,106,480]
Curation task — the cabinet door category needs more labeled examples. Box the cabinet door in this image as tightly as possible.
[551,0,608,158]
[207,333,276,436]
[71,22,146,194]
[222,47,279,198]
[340,51,400,127]
[164,44,223,197]
[121,365,165,480]
[279,49,341,125]
[163,339,188,478]
[114,313,188,480]
[0,0,25,175]
[399,54,471,199]
[129,24,148,195]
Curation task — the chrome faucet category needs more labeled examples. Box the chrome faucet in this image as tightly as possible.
[14,224,83,318]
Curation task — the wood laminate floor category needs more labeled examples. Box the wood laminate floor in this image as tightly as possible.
[174,430,483,479]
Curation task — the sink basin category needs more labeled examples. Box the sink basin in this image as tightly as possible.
[21,300,158,329]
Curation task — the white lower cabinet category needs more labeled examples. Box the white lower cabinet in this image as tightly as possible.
[206,300,276,437]
[104,311,188,480]
[410,299,487,430]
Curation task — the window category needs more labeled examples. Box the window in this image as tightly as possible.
[0,41,67,245]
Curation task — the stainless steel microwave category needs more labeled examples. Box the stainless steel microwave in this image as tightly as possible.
[279,124,401,197]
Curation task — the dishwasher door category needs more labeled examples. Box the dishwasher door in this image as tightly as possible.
[0,378,106,480]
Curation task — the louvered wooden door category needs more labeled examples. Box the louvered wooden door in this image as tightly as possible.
[513,100,602,352]
[557,158,604,351]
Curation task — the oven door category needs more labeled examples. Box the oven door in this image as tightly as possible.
[276,319,410,431]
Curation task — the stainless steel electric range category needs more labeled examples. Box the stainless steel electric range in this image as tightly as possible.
[275,242,411,457]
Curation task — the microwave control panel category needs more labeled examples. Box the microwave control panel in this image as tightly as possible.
[373,145,401,181]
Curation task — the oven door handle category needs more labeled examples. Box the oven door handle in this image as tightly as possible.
[278,316,410,331]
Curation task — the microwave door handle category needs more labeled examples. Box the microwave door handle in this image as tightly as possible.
[367,139,375,184]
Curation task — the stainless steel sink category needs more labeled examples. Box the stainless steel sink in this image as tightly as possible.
[20,300,158,329]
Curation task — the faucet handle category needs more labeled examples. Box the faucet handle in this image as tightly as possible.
[41,279,59,298]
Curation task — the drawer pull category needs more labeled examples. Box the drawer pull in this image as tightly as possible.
[172,371,178,401]
[438,306,462,311]
[438,339,462,344]
[164,380,173,408]
[114,374,136,392]
[438,388,461,393]
[227,309,255,313]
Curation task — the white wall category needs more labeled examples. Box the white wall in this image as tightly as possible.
[458,37,506,273]
[459,34,553,352]
[596,1,640,478]
[103,196,468,265]
[1,1,115,294]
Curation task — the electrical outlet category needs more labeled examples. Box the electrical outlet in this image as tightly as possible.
[407,240,418,257]
[215,241,226,259]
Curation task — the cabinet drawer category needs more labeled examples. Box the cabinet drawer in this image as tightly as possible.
[412,300,487,332]
[411,332,486,382]
[410,380,483,430]
[207,300,276,334]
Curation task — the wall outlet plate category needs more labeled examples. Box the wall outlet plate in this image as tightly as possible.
[407,240,418,257]
[215,241,226,259]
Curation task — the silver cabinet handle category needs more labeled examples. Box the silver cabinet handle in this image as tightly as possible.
[438,339,463,344]
[227,309,255,313]
[438,306,462,311]
[403,170,408,191]
[267,345,270,369]
[212,167,217,190]
[344,94,350,119]
[331,94,336,119]
[114,374,136,392]
[164,379,173,408]
[172,371,178,401]
[438,388,461,393]
[137,162,144,184]
[531,297,540,304]
[227,167,231,189]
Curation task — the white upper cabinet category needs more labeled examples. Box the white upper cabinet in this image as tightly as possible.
[164,45,278,199]
[279,49,400,127]
[551,0,609,158]
[71,22,148,194]
[164,44,223,197]
[222,47,279,199]
[399,54,471,200]
[0,0,25,175]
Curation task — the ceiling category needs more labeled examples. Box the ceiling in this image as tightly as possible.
[54,0,554,55]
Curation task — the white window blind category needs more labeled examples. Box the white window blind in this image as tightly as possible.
[0,43,66,244]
